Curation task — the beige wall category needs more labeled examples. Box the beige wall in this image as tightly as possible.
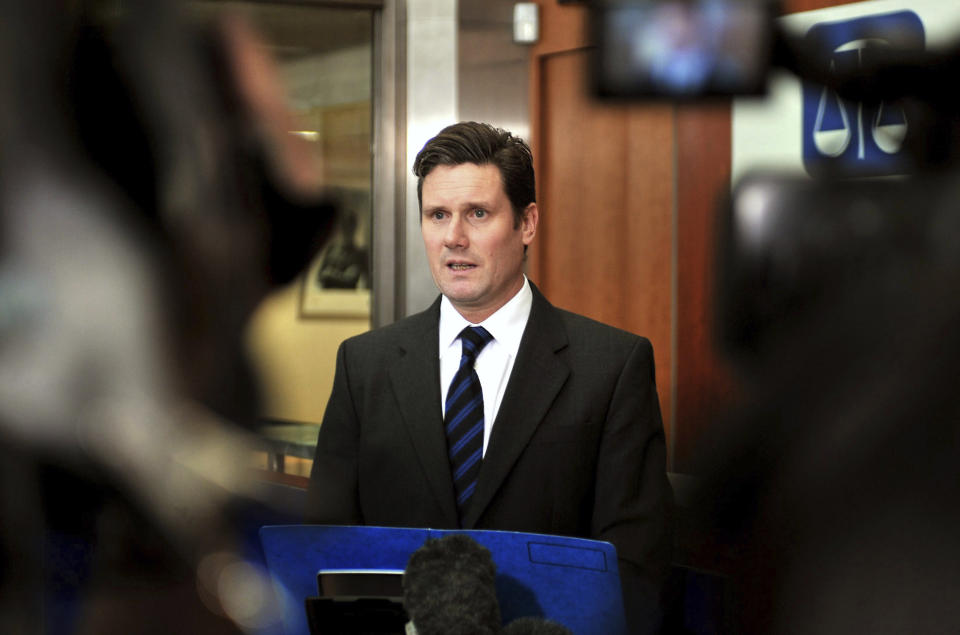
[245,280,369,425]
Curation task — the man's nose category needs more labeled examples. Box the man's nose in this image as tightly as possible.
[443,216,468,248]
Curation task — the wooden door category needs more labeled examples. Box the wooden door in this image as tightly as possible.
[532,45,676,438]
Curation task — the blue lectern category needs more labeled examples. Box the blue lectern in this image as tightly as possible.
[259,525,627,635]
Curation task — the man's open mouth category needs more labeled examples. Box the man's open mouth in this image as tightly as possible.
[448,263,476,271]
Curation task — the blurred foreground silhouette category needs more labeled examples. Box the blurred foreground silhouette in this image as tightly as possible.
[0,1,333,631]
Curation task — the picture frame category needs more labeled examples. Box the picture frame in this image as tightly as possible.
[299,186,372,319]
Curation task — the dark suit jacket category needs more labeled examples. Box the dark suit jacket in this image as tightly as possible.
[306,283,672,625]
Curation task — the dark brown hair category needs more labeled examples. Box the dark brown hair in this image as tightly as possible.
[412,121,535,227]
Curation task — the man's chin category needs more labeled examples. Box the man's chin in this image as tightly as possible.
[438,280,483,303]
[441,288,479,305]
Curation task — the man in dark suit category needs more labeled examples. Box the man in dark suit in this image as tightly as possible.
[307,122,672,632]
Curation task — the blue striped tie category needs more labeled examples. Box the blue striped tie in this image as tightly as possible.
[445,326,493,522]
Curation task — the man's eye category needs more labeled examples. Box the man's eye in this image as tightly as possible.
[473,209,486,218]
[432,211,445,220]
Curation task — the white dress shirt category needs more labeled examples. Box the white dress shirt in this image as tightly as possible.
[438,276,533,455]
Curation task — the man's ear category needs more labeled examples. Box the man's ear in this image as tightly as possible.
[521,202,538,246]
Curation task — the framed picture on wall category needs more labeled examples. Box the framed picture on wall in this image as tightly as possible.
[299,186,372,319]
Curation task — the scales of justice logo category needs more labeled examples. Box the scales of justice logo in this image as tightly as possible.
[801,10,925,178]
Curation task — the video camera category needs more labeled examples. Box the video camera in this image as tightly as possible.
[592,0,960,367]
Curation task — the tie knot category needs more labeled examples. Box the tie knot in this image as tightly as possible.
[459,326,493,362]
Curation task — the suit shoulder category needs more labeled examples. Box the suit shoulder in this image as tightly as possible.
[554,307,653,352]
[338,308,433,352]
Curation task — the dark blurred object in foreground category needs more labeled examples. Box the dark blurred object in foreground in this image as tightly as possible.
[717,171,960,367]
[401,534,574,635]
[696,152,960,635]
[0,0,334,632]
[403,534,502,635]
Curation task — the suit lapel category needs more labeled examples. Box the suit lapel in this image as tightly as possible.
[463,284,569,528]
[388,299,459,528]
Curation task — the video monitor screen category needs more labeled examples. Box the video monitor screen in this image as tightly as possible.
[593,0,775,98]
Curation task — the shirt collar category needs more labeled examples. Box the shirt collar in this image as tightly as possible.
[439,276,532,358]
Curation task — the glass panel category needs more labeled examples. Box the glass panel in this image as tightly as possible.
[189,2,375,469]
[189,4,373,300]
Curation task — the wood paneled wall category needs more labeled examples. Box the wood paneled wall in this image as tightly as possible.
[533,48,675,437]
[529,0,858,472]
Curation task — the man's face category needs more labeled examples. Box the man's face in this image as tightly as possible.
[421,162,537,323]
